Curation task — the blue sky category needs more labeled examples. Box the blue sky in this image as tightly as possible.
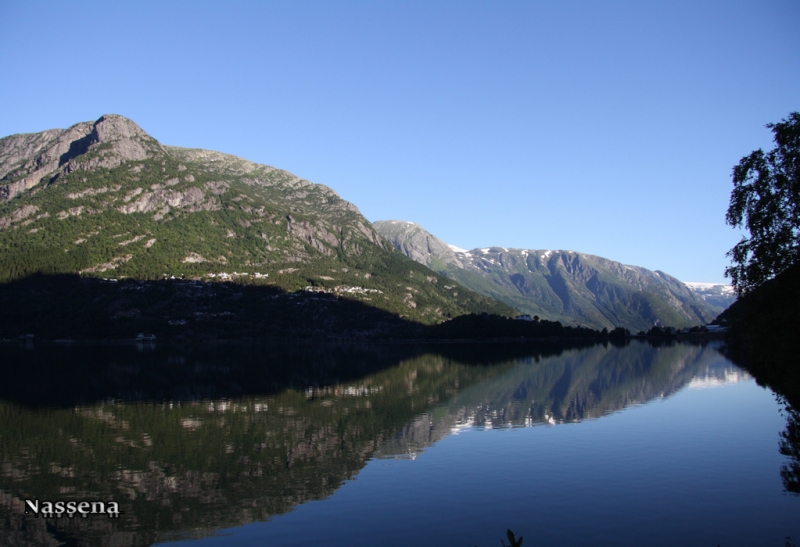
[1,1,798,283]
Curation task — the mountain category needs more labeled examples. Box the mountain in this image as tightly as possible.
[683,282,736,312]
[0,115,512,331]
[374,220,720,332]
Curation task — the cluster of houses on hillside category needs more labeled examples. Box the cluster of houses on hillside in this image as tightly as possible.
[104,271,270,283]
[303,285,383,296]
[204,272,268,280]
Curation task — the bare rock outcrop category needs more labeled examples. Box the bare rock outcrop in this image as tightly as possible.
[0,122,93,200]
[0,204,39,228]
[119,185,218,219]
[166,146,268,176]
[63,114,163,172]
[372,220,464,268]
[286,215,339,256]
[0,115,162,201]
[182,252,207,263]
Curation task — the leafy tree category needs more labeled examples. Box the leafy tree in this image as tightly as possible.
[646,326,664,337]
[726,112,800,294]
[609,326,630,339]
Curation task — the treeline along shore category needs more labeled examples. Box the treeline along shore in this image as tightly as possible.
[0,273,722,343]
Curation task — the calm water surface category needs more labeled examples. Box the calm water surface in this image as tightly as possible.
[1,341,797,546]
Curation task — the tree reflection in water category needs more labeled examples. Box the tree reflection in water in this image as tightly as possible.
[723,342,800,498]
[779,402,800,494]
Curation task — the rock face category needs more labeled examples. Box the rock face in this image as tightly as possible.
[0,115,164,201]
[0,115,512,325]
[375,220,721,331]
[0,122,92,200]
[372,220,466,269]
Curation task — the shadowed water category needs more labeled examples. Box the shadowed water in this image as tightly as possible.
[0,341,797,546]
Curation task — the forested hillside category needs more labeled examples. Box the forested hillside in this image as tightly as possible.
[0,115,512,332]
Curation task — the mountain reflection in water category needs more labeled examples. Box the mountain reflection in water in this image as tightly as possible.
[0,341,758,546]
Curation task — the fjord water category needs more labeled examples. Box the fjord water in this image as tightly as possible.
[1,342,797,546]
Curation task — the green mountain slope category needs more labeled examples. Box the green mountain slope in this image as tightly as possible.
[0,115,512,327]
[374,220,719,331]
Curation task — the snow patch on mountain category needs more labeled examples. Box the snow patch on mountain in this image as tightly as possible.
[685,282,734,294]
[683,282,736,312]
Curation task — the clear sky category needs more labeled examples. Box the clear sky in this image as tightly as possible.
[1,1,798,283]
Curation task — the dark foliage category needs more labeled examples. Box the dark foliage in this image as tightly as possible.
[502,529,523,547]
[721,262,800,399]
[0,275,619,342]
[427,313,602,340]
[0,274,423,341]
[726,112,800,294]
[721,115,800,498]
[721,262,800,496]
[779,405,800,495]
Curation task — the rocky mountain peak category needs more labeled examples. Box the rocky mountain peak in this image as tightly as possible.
[74,114,163,169]
[92,114,152,143]
[373,220,465,269]
[0,115,162,201]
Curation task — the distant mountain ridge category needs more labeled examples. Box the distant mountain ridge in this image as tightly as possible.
[374,220,723,332]
[683,282,736,310]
